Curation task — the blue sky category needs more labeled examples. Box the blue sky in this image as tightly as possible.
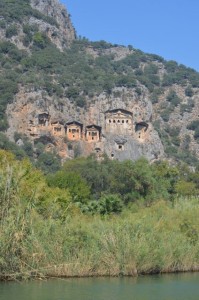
[61,0,199,71]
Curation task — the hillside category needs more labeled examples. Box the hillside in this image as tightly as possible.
[1,0,199,169]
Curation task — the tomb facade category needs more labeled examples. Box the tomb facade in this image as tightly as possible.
[38,112,50,127]
[135,122,149,140]
[65,121,83,141]
[105,109,133,135]
[51,121,65,136]
[85,125,101,142]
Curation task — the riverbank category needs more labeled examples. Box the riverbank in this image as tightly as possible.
[1,198,199,281]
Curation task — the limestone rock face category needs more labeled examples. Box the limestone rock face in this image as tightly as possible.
[0,0,76,51]
[6,84,165,162]
[30,0,76,49]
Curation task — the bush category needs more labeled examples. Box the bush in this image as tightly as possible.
[150,88,163,104]
[47,170,91,203]
[175,180,198,196]
[194,128,199,140]
[165,60,178,72]
[160,109,171,122]
[185,85,194,97]
[35,152,61,174]
[0,20,6,28]
[33,32,50,49]
[167,90,181,106]
[5,25,18,38]
[187,120,199,131]
[98,194,123,214]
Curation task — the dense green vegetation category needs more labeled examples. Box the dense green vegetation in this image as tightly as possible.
[0,150,199,280]
[47,155,199,210]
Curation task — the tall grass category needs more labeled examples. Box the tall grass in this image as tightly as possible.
[1,198,199,280]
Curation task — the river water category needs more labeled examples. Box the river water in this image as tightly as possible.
[0,273,199,300]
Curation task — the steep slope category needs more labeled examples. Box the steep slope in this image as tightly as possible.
[1,0,199,167]
[0,0,76,50]
[30,0,76,49]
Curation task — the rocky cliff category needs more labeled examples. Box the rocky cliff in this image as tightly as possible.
[1,0,199,166]
[0,0,76,50]
[6,84,164,162]
[29,0,76,49]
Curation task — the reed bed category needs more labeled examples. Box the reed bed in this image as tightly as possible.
[1,198,199,280]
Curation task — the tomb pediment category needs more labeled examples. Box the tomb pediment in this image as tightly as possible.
[105,108,133,118]
[51,119,64,126]
[38,112,49,119]
[65,121,83,129]
[86,124,101,132]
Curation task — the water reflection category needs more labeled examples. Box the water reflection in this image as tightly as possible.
[0,273,199,300]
